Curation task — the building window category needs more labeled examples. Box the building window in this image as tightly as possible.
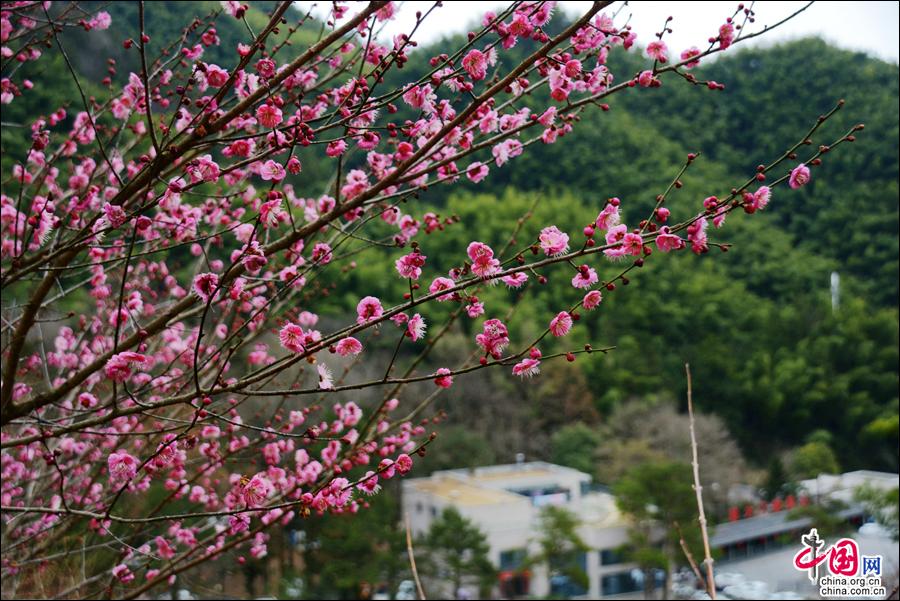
[508,485,572,507]
[600,548,624,565]
[499,548,527,571]
[601,570,643,596]
[549,552,588,598]
[499,570,531,598]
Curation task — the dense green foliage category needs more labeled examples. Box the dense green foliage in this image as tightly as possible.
[298,490,408,599]
[386,37,900,472]
[614,461,706,591]
[421,507,496,597]
[399,187,898,471]
[854,484,900,540]
[790,438,842,480]
[551,423,602,475]
[529,506,591,593]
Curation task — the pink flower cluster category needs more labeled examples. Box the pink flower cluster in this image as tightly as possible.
[476,318,510,359]
[467,242,501,278]
[395,251,426,280]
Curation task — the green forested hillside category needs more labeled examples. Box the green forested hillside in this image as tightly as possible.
[364,35,900,471]
[2,4,896,474]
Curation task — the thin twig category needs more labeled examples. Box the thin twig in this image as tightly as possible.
[674,520,706,590]
[405,513,426,600]
[686,363,716,599]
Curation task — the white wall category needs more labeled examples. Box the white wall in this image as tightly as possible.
[402,478,638,598]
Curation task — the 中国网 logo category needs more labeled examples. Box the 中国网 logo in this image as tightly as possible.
[792,528,885,598]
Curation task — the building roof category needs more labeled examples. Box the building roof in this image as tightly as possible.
[580,491,629,529]
[468,467,560,482]
[437,461,592,484]
[710,506,865,548]
[404,462,631,532]
[711,470,899,548]
[407,477,523,506]
[798,470,899,503]
[404,461,593,507]
[710,512,813,547]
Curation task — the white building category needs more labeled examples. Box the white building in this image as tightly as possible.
[798,469,900,505]
[402,461,641,598]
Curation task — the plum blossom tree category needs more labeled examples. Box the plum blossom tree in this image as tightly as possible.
[0,1,862,598]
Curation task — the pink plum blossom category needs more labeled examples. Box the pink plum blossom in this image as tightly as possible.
[512,358,541,378]
[260,160,286,182]
[256,103,282,128]
[242,473,273,507]
[467,161,489,182]
[434,368,453,388]
[105,352,147,382]
[719,22,735,49]
[583,290,603,310]
[356,296,384,324]
[502,272,528,288]
[108,451,139,482]
[539,226,570,256]
[549,311,573,337]
[357,471,381,495]
[395,251,426,280]
[335,337,363,356]
[279,323,305,353]
[655,227,685,252]
[571,265,599,289]
[462,49,488,81]
[429,277,455,301]
[193,272,219,302]
[646,40,668,62]
[406,314,426,341]
[395,454,413,474]
[476,318,509,358]
[789,164,811,189]
[680,46,701,68]
[112,564,134,583]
